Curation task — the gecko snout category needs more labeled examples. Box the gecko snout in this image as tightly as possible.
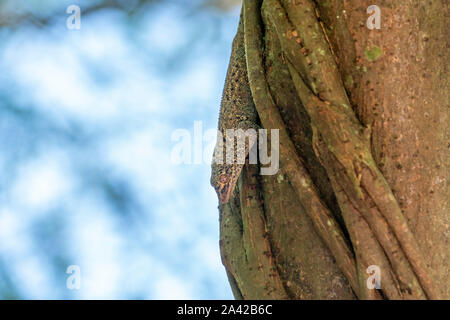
[219,174,230,184]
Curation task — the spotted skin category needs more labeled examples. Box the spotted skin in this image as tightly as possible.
[211,16,259,204]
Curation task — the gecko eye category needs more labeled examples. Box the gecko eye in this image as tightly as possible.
[219,174,229,184]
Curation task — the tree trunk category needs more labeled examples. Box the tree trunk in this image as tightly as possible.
[217,0,449,299]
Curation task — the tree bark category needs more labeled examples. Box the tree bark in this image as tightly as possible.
[218,0,449,299]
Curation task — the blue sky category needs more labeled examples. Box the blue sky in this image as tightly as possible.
[0,0,240,299]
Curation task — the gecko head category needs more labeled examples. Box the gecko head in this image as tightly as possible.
[217,173,234,204]
[211,165,239,204]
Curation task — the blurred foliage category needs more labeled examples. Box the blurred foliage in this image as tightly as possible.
[0,0,241,299]
[0,0,157,27]
[0,0,241,27]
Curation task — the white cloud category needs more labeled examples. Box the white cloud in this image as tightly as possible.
[2,16,167,123]
[193,237,223,272]
[139,6,186,54]
[67,198,123,299]
[103,126,178,194]
[10,151,74,213]
[14,255,56,299]
[153,272,194,299]
[0,208,29,253]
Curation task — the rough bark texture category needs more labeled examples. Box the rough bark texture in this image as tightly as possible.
[217,0,449,299]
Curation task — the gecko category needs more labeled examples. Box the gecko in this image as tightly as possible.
[210,13,260,204]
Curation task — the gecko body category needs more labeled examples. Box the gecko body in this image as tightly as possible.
[210,16,260,204]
